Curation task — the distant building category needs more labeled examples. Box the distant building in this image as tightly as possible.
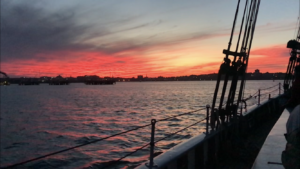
[39,76,51,82]
[137,75,143,81]
[104,76,111,80]
[253,69,261,77]
[88,75,100,80]
[189,75,198,79]
[158,76,164,81]
[55,75,63,79]
[77,76,85,81]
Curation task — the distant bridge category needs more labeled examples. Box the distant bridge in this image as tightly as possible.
[0,71,9,78]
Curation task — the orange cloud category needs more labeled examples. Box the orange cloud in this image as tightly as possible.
[1,41,291,78]
[1,49,183,77]
[2,44,290,78]
[248,44,290,73]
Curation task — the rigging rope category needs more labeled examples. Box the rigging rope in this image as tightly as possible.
[293,0,300,39]
[240,0,250,108]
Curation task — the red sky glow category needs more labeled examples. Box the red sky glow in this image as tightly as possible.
[1,0,298,78]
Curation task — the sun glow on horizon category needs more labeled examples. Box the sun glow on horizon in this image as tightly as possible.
[0,0,298,78]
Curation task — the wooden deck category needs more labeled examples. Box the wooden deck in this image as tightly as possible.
[252,108,291,169]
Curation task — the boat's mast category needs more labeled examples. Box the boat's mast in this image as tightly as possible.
[210,0,261,131]
[284,21,300,92]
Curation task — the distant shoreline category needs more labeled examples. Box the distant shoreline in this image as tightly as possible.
[3,79,284,85]
[0,72,286,84]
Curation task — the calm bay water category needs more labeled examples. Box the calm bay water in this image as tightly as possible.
[0,80,282,168]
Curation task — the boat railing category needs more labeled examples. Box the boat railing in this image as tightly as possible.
[1,108,208,169]
[0,83,283,169]
[136,83,284,169]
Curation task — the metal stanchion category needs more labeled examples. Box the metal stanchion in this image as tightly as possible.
[258,89,261,105]
[206,105,210,135]
[279,83,281,95]
[146,119,157,169]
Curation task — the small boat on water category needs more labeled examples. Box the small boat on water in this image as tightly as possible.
[0,81,10,86]
[0,71,10,86]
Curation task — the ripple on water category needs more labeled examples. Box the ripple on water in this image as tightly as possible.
[75,136,101,144]
[4,142,29,150]
[0,81,280,168]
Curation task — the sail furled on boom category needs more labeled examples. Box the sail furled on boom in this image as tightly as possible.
[210,0,261,131]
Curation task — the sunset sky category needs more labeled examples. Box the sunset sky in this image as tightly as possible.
[0,0,299,78]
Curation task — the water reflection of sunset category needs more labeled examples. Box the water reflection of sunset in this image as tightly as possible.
[1,81,283,168]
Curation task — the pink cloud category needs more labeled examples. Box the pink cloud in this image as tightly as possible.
[248,44,290,72]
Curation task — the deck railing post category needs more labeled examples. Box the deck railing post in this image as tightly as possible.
[206,105,210,135]
[258,89,261,105]
[146,119,157,169]
[279,83,281,95]
[269,94,271,100]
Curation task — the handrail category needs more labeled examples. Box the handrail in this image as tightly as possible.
[260,88,279,96]
[103,143,151,169]
[1,123,153,169]
[1,108,206,169]
[103,116,208,169]
[156,108,206,122]
[260,84,279,90]
[155,117,208,144]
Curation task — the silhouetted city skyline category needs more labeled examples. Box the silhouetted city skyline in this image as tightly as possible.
[1,70,287,84]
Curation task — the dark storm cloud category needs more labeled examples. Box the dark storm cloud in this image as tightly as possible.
[0,1,101,61]
[0,1,159,62]
[0,0,230,63]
